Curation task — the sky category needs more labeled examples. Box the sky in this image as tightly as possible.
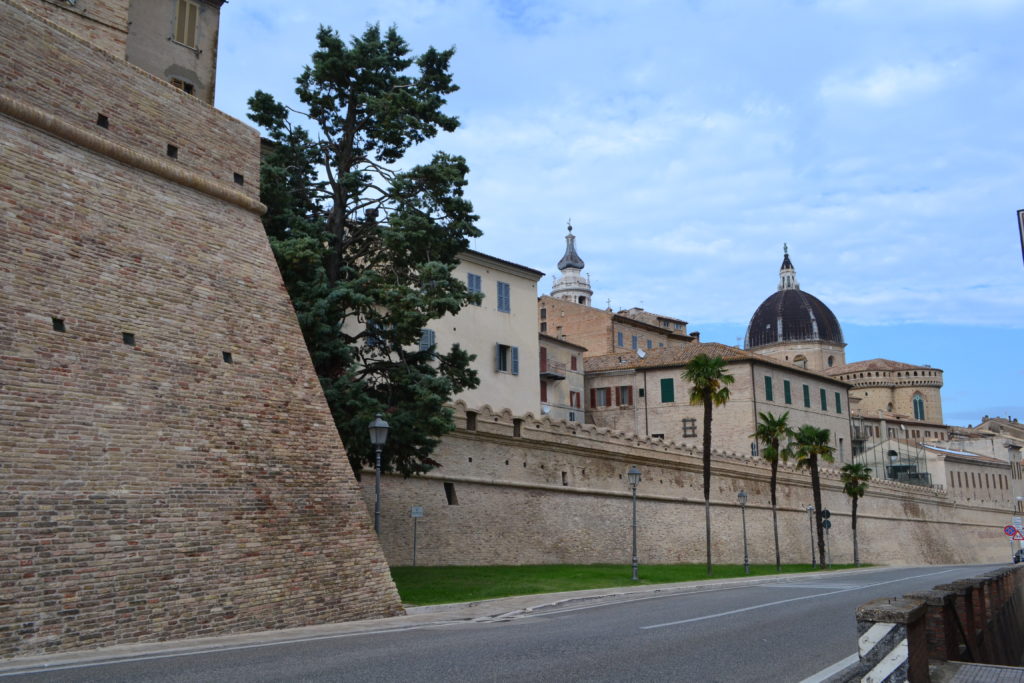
[214,0,1024,426]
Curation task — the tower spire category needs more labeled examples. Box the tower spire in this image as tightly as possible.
[551,222,593,306]
[778,244,799,291]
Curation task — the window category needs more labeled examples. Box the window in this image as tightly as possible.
[617,331,624,347]
[820,388,828,411]
[540,307,547,319]
[802,384,810,408]
[568,412,576,422]
[674,323,683,330]
[496,344,519,374]
[592,387,612,407]
[835,392,842,414]
[682,418,697,438]
[419,328,435,352]
[827,355,835,368]
[783,380,792,405]
[660,378,675,403]
[443,482,458,505]
[540,322,547,332]
[467,273,482,304]
[913,394,925,420]
[569,391,581,408]
[631,335,638,350]
[170,77,195,95]
[646,339,652,350]
[616,386,633,406]
[497,281,511,313]
[540,380,547,402]
[764,376,773,401]
[570,355,578,371]
[174,0,199,48]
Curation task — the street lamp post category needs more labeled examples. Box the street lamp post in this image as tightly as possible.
[628,466,641,581]
[368,413,390,536]
[807,504,816,568]
[738,489,749,575]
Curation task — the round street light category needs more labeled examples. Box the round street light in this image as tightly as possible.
[368,413,390,535]
[628,466,641,581]
[737,490,749,575]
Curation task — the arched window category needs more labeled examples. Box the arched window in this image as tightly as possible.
[793,355,807,369]
[913,394,925,420]
[827,355,834,367]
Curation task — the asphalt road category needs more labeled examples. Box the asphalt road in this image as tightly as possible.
[3,564,1004,682]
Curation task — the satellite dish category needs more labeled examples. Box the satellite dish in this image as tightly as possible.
[637,349,647,358]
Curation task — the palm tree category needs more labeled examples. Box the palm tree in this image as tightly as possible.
[683,353,734,576]
[751,411,793,571]
[840,462,872,567]
[793,425,835,569]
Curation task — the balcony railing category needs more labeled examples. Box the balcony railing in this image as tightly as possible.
[540,358,566,380]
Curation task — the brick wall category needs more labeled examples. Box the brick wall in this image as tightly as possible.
[365,403,1011,568]
[11,0,129,57]
[1,0,402,659]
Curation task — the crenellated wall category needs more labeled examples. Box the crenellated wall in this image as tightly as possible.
[365,403,1010,568]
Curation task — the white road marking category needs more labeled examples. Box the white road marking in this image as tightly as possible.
[641,568,958,630]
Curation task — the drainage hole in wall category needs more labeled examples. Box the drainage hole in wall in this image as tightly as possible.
[51,317,65,332]
[122,332,135,346]
[96,114,109,128]
[222,351,233,363]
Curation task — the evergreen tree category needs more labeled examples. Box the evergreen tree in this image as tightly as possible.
[248,24,481,477]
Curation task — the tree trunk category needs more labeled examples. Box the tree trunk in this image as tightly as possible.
[703,393,713,576]
[852,496,859,567]
[811,456,826,568]
[770,455,780,572]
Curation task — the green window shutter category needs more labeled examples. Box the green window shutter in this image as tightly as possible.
[820,388,827,410]
[764,376,773,401]
[803,384,810,408]
[835,391,842,414]
[784,380,792,404]
[660,378,674,403]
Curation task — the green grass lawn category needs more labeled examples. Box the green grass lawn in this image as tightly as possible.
[389,563,859,605]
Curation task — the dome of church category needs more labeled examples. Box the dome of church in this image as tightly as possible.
[744,248,844,349]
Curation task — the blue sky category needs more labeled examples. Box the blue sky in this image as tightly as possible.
[214,0,1024,426]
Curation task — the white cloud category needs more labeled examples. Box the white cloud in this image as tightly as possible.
[820,61,963,106]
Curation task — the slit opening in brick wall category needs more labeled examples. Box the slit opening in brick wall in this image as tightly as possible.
[513,418,523,437]
[222,351,233,363]
[561,471,568,486]
[121,332,135,346]
[233,173,244,185]
[467,457,472,463]
[166,144,178,159]
[51,317,65,332]
[443,482,458,505]
[96,113,108,128]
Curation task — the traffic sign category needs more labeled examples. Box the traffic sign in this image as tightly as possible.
[1004,525,1018,537]
[822,519,832,530]
[821,509,831,520]
[410,506,424,518]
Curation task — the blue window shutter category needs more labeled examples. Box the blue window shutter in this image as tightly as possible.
[419,328,435,352]
[511,346,519,375]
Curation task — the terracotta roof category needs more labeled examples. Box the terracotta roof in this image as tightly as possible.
[538,333,588,351]
[826,358,942,376]
[584,341,851,385]
[461,249,545,279]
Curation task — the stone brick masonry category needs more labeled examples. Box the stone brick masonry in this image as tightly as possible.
[1,0,402,659]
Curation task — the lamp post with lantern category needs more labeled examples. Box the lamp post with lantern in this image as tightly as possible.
[627,466,641,581]
[368,413,390,536]
[738,489,750,575]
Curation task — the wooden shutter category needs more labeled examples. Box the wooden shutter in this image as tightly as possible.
[590,388,597,408]
[511,346,519,375]
[627,386,633,405]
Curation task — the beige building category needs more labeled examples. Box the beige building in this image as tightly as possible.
[828,358,944,424]
[429,250,544,416]
[539,334,586,423]
[922,444,1013,507]
[126,0,226,104]
[584,342,854,461]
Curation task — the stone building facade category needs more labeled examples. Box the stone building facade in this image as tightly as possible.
[539,334,586,423]
[1,0,401,659]
[583,342,854,461]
